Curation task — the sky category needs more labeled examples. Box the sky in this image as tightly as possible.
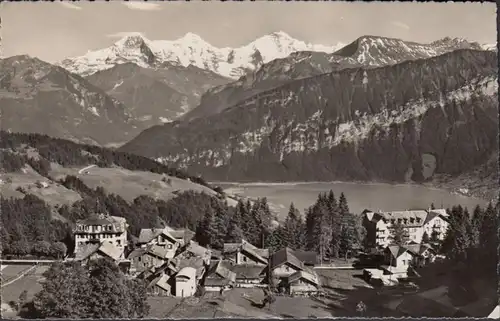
[1,1,497,63]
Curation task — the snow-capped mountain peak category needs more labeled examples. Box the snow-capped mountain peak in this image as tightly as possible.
[59,32,345,78]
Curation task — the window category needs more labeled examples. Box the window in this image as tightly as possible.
[117,240,121,246]
[285,266,290,272]
[138,257,142,262]
[242,256,247,262]
[410,218,415,224]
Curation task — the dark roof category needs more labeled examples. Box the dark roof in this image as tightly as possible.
[292,250,318,265]
[386,245,410,259]
[287,270,320,286]
[404,243,435,257]
[206,260,236,283]
[137,228,164,244]
[270,247,304,270]
[231,264,265,280]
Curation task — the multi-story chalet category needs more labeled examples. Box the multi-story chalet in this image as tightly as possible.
[137,226,194,251]
[362,208,449,248]
[223,240,269,265]
[73,214,128,259]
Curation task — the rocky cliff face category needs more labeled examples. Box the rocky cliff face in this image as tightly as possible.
[119,50,498,184]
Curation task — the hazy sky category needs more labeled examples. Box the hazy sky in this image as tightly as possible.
[1,1,497,63]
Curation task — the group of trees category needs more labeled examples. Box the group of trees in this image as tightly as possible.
[23,258,149,319]
[1,195,70,258]
[196,197,274,249]
[440,203,498,273]
[265,191,365,260]
[0,131,211,189]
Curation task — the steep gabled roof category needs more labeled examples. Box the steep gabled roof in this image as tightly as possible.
[76,241,122,262]
[231,264,265,280]
[386,245,410,260]
[287,270,320,286]
[241,241,268,264]
[138,228,164,244]
[404,243,436,257]
[176,267,197,280]
[270,247,304,270]
[206,260,236,283]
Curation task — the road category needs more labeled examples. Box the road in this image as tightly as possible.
[78,164,97,174]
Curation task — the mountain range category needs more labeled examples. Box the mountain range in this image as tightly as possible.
[1,32,497,200]
[59,31,345,79]
[119,49,498,199]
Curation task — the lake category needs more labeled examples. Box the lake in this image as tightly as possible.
[215,182,487,220]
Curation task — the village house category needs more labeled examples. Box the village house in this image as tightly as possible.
[127,244,172,276]
[269,247,306,290]
[404,243,437,267]
[231,264,267,288]
[286,270,321,296]
[380,245,415,279]
[136,226,194,257]
[143,253,206,297]
[362,209,449,249]
[223,240,269,265]
[203,260,236,292]
[73,214,128,259]
[175,267,198,297]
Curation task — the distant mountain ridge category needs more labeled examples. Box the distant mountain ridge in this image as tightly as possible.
[59,31,345,79]
[0,55,138,146]
[182,35,488,121]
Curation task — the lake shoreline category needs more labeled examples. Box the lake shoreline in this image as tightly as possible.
[210,180,487,201]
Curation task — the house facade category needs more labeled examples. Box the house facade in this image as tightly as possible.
[269,247,305,288]
[127,245,171,275]
[362,209,449,248]
[287,270,321,295]
[380,245,415,279]
[73,214,128,258]
[405,243,437,267]
[175,267,197,297]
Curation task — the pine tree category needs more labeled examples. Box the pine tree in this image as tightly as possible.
[468,205,483,247]
[338,192,350,216]
[389,221,410,246]
[265,226,285,253]
[195,205,215,247]
[226,204,244,243]
[283,203,301,249]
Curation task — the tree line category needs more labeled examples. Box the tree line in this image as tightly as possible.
[1,195,70,259]
[0,131,211,189]
[265,191,365,260]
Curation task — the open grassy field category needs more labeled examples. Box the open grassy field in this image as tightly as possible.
[49,164,218,203]
[1,265,49,303]
[0,167,82,208]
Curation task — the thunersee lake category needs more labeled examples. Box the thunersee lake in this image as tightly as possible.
[216,182,487,220]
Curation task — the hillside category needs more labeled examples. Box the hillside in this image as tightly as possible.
[0,55,140,147]
[119,49,498,200]
[182,36,485,121]
[85,62,231,125]
[0,131,216,207]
